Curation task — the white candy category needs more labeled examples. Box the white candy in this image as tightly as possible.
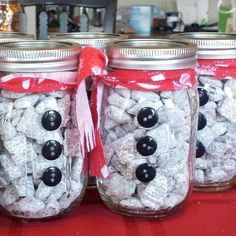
[11,109,23,126]
[2,185,19,206]
[194,169,205,183]
[131,90,160,102]
[114,87,131,99]
[198,76,223,88]
[1,90,27,99]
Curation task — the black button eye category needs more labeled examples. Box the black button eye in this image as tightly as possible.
[42,140,62,160]
[198,113,207,130]
[196,140,206,158]
[136,136,157,156]
[137,107,158,128]
[42,167,62,187]
[135,163,156,183]
[198,88,209,106]
[42,110,62,131]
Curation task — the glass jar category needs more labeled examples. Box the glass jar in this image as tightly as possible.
[0,31,34,42]
[0,41,88,220]
[50,32,128,188]
[171,32,236,191]
[94,39,198,217]
[0,0,22,32]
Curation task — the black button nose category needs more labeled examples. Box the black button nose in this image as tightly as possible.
[42,110,62,131]
[135,163,156,183]
[198,88,209,106]
[196,140,206,158]
[136,136,157,156]
[198,113,207,130]
[42,140,62,160]
[137,107,158,128]
[42,167,62,187]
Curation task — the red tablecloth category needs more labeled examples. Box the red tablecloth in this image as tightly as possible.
[1,188,236,236]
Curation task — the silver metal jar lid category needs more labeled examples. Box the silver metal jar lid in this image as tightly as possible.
[0,40,81,72]
[0,32,34,42]
[170,32,236,59]
[106,39,197,70]
[49,32,127,49]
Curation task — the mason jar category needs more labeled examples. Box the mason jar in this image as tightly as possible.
[0,41,87,220]
[171,32,236,191]
[0,32,34,42]
[50,32,128,188]
[94,39,198,217]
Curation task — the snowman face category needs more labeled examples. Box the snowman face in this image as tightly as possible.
[137,107,158,128]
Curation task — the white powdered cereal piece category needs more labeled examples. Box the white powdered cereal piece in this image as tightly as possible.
[71,180,83,194]
[2,185,19,206]
[71,156,83,182]
[104,117,118,130]
[108,93,136,110]
[205,167,228,181]
[12,176,35,197]
[200,109,216,127]
[120,197,144,209]
[0,153,26,181]
[105,173,136,203]
[140,173,168,209]
[11,109,23,126]
[223,159,236,172]
[35,96,58,114]
[110,154,126,174]
[111,133,135,161]
[0,121,17,141]
[1,90,27,99]
[64,128,81,157]
[224,79,236,99]
[127,100,162,116]
[195,158,210,170]
[133,128,147,139]
[217,97,236,123]
[32,142,42,154]
[114,87,131,98]
[198,76,223,88]
[0,102,13,117]
[47,91,69,98]
[114,125,128,138]
[146,123,176,156]
[207,87,224,102]
[58,94,71,127]
[44,200,60,217]
[14,94,40,109]
[131,90,160,102]
[160,91,172,98]
[194,169,205,183]
[36,182,53,201]
[157,104,186,129]
[12,196,46,216]
[206,141,231,159]
[173,172,189,196]
[4,133,27,164]
[48,182,66,201]
[171,90,189,107]
[105,105,132,124]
